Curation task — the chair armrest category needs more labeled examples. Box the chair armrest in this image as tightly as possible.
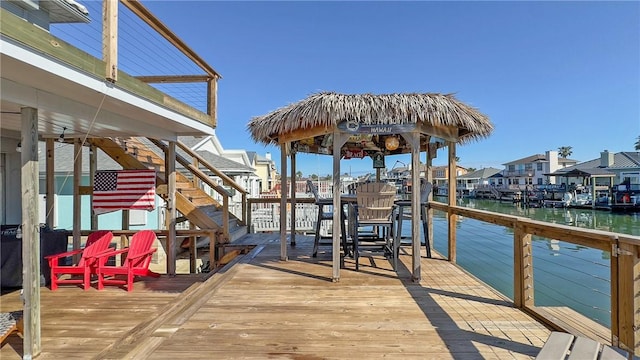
[367,206,394,211]
[93,247,129,259]
[124,248,157,262]
[92,248,129,267]
[44,249,83,260]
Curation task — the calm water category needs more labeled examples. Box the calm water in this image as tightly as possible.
[420,197,640,328]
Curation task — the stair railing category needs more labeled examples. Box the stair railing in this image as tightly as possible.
[150,138,248,223]
[149,139,233,241]
[175,141,248,225]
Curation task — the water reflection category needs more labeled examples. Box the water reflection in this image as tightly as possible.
[430,196,635,327]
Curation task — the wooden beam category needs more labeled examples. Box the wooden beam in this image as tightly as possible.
[280,143,288,261]
[21,107,41,357]
[135,75,212,83]
[102,0,118,81]
[276,127,333,145]
[417,123,459,143]
[166,141,177,276]
[447,142,457,263]
[120,0,221,78]
[45,139,55,229]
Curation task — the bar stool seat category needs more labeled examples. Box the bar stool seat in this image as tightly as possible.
[307,180,346,257]
[395,181,432,268]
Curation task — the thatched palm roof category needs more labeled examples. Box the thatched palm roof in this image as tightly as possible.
[248,92,493,146]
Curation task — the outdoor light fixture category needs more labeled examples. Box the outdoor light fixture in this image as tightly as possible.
[16,142,21,153]
[385,136,400,151]
[58,127,67,143]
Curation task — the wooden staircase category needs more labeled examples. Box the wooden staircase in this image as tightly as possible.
[87,137,247,245]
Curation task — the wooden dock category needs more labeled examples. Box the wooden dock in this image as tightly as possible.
[1,234,552,359]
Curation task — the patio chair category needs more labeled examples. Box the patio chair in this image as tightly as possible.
[95,230,159,292]
[535,331,627,359]
[45,230,114,290]
[307,180,346,257]
[0,311,23,345]
[352,182,396,271]
[394,180,433,266]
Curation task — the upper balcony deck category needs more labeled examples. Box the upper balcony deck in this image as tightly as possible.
[1,0,219,140]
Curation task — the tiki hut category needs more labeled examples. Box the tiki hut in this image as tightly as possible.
[248,92,494,281]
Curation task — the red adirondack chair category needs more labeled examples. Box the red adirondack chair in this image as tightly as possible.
[45,230,114,290]
[95,230,159,292]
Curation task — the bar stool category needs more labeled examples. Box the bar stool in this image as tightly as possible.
[307,180,346,257]
[395,181,432,267]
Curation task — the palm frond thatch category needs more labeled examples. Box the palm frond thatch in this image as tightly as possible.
[248,92,493,145]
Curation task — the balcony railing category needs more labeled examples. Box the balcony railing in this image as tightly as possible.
[1,0,219,127]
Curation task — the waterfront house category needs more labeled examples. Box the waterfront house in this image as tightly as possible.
[247,151,278,194]
[430,164,468,195]
[457,167,502,194]
[550,150,640,188]
[502,150,577,188]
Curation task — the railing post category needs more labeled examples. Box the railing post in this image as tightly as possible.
[242,193,247,226]
[246,198,253,234]
[223,194,230,242]
[514,221,534,309]
[615,238,639,356]
[102,0,118,82]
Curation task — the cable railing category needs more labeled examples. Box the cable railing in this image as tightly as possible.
[428,200,640,355]
[44,0,218,124]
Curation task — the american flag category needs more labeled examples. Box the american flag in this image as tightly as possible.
[93,170,156,215]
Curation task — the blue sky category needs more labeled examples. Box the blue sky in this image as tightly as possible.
[128,2,640,176]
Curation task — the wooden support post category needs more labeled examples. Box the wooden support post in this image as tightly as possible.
[592,178,597,210]
[223,195,229,241]
[45,139,55,229]
[189,229,197,274]
[426,141,435,253]
[332,131,348,282]
[189,157,199,274]
[166,141,177,276]
[209,230,217,270]
[102,0,118,82]
[207,76,218,127]
[21,107,41,358]
[122,210,130,231]
[89,144,98,229]
[611,236,620,348]
[513,221,534,308]
[408,132,422,281]
[246,199,253,234]
[280,143,288,261]
[241,192,247,226]
[73,139,82,261]
[290,151,296,246]
[447,142,457,263]
[615,239,640,355]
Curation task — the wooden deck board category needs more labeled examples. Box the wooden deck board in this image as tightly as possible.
[1,235,552,359]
